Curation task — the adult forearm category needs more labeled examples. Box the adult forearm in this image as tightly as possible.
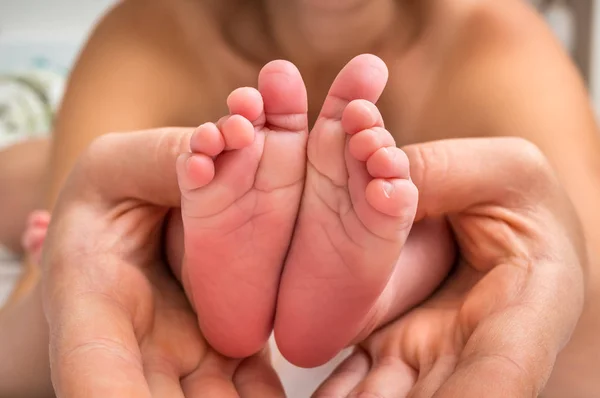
[0,285,54,397]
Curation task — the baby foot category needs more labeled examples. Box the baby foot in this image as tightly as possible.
[22,210,51,265]
[275,54,419,367]
[177,60,309,358]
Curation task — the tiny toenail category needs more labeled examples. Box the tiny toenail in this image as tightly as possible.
[383,181,394,198]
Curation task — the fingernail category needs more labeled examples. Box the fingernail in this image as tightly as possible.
[383,181,394,198]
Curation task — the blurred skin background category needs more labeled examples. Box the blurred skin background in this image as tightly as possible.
[0,1,598,396]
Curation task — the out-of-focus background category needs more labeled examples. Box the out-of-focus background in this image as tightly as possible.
[0,0,113,149]
[0,1,597,95]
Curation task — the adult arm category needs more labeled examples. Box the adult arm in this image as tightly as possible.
[442,3,600,394]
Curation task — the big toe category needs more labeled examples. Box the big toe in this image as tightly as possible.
[307,55,389,183]
[258,60,308,132]
[319,54,388,120]
[253,60,309,192]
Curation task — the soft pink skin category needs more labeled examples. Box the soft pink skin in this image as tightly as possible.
[274,55,452,368]
[177,55,452,365]
[176,60,310,358]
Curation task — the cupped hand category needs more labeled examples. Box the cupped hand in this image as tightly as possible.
[315,137,586,397]
[41,129,284,397]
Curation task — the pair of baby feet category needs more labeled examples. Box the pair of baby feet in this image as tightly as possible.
[23,55,449,368]
[177,54,442,367]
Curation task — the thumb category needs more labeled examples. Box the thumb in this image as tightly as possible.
[64,128,193,208]
[403,137,558,221]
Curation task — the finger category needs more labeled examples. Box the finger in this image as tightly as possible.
[403,137,558,220]
[433,268,576,398]
[409,356,456,398]
[431,307,555,398]
[46,290,151,398]
[43,213,153,398]
[312,349,370,397]
[346,355,416,398]
[73,128,195,207]
[181,351,240,398]
[432,351,537,398]
[234,351,286,398]
[146,370,185,398]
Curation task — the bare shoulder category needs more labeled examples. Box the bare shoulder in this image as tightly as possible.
[438,0,581,89]
[59,0,232,130]
[449,0,562,51]
[88,0,217,56]
[80,0,219,74]
[434,0,596,142]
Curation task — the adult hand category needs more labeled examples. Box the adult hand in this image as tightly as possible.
[41,129,284,397]
[315,137,586,397]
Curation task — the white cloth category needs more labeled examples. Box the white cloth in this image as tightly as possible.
[0,70,62,148]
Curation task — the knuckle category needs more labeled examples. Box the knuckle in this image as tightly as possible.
[83,132,120,166]
[75,132,122,185]
[152,128,192,170]
[497,138,559,204]
[53,133,122,208]
[506,137,553,178]
[404,142,449,193]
